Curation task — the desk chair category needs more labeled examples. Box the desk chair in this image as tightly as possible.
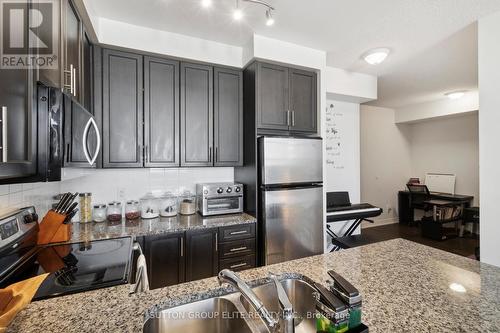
[406,184,432,226]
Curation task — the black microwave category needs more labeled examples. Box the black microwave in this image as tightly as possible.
[37,84,100,182]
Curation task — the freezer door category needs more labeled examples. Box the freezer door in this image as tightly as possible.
[260,137,322,185]
[262,185,323,265]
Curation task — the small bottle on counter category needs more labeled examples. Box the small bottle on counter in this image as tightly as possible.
[140,193,160,219]
[79,193,92,223]
[106,201,122,222]
[125,200,141,220]
[93,204,107,223]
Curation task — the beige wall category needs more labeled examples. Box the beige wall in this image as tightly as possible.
[360,106,479,225]
[360,105,412,225]
[409,113,479,205]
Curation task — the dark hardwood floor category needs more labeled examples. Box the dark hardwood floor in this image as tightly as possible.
[359,223,479,259]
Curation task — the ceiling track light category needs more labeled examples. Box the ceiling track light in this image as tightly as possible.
[230,0,276,25]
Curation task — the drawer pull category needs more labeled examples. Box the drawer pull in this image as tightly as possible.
[230,263,247,269]
[230,230,247,235]
[230,246,247,252]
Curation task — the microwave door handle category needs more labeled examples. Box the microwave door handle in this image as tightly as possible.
[82,117,100,166]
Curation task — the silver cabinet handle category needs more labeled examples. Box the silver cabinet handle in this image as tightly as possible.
[230,262,247,269]
[209,147,213,163]
[230,246,247,252]
[180,237,184,257]
[286,110,290,126]
[82,117,101,166]
[230,230,247,235]
[63,65,72,93]
[72,66,76,96]
[145,145,150,163]
[291,111,295,126]
[215,233,218,252]
[1,106,7,163]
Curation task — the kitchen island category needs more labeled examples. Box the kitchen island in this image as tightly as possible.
[8,239,500,332]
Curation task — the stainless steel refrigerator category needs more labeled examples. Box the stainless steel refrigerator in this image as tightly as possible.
[258,137,323,265]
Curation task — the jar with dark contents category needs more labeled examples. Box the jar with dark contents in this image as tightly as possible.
[106,201,122,222]
[125,200,140,220]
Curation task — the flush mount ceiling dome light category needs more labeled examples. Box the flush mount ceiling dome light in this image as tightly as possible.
[363,48,390,65]
[201,0,212,8]
[445,91,466,100]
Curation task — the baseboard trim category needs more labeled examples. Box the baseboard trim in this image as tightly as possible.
[362,217,398,229]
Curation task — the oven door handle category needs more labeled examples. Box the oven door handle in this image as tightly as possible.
[204,195,243,200]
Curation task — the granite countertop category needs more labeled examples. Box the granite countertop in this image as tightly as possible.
[68,212,256,243]
[8,239,500,332]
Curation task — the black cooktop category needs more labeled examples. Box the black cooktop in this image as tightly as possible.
[1,237,133,301]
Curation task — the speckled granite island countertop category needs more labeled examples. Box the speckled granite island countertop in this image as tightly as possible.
[8,239,500,333]
[68,212,256,242]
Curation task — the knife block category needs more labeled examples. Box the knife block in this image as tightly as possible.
[37,210,72,245]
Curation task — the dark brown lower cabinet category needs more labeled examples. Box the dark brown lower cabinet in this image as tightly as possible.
[185,229,219,282]
[144,233,185,289]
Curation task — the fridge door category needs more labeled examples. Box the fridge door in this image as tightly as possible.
[262,185,323,265]
[260,137,322,185]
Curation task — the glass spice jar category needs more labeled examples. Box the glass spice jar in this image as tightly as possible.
[140,193,160,219]
[106,201,122,222]
[125,200,140,220]
[179,192,196,215]
[93,204,107,223]
[79,193,92,223]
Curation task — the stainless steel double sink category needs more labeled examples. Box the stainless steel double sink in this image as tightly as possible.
[144,276,318,333]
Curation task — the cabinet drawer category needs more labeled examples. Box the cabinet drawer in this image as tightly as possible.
[219,255,256,272]
[219,239,255,259]
[219,224,255,242]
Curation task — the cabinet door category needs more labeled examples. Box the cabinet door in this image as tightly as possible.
[64,0,81,101]
[256,62,289,131]
[81,32,92,112]
[144,233,185,289]
[0,1,37,183]
[289,69,317,133]
[185,229,218,282]
[214,68,243,167]
[180,63,213,167]
[144,57,180,167]
[102,49,143,168]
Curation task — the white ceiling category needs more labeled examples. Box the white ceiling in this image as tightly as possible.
[84,0,500,108]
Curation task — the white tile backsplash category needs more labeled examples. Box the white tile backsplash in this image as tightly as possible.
[0,182,61,216]
[0,167,234,217]
[60,167,234,206]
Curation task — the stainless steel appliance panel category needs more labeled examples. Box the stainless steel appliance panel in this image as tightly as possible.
[262,185,323,265]
[197,183,244,216]
[260,137,322,185]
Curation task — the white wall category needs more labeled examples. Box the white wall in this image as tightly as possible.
[325,67,378,103]
[324,100,361,238]
[361,107,479,224]
[478,11,500,267]
[410,113,479,205]
[396,91,479,124]
[97,18,243,67]
[360,106,411,225]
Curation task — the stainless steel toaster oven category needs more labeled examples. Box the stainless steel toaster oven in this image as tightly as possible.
[196,183,244,216]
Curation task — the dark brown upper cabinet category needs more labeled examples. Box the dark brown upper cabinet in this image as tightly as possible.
[0,1,38,183]
[63,0,81,101]
[180,62,214,167]
[252,61,318,134]
[144,56,180,167]
[102,49,143,168]
[256,62,290,131]
[289,68,317,133]
[214,67,243,167]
